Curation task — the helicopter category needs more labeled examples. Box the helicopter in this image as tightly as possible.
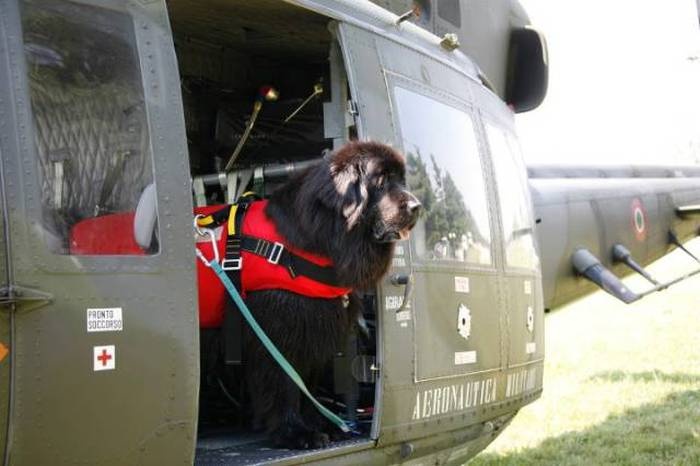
[1,0,699,465]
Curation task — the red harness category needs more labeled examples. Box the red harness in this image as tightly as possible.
[195,200,351,328]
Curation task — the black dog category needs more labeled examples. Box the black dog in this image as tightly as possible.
[243,141,420,449]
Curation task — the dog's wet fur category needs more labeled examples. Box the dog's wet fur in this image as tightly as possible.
[243,141,420,449]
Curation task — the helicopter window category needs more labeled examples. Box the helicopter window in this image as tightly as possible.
[20,0,158,255]
[393,87,492,265]
[487,124,538,269]
[437,0,462,28]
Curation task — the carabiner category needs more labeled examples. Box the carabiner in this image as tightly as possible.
[193,214,208,237]
[194,216,219,267]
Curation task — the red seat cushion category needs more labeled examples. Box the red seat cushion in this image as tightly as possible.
[70,213,145,255]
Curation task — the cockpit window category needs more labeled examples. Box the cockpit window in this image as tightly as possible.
[20,0,158,255]
[487,124,539,269]
[393,87,492,265]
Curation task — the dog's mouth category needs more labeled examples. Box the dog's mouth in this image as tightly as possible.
[374,214,419,243]
[375,225,414,243]
[374,230,400,243]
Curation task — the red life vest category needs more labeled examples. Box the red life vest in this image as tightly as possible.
[195,200,351,328]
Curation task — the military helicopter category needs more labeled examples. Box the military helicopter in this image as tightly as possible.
[1,0,699,465]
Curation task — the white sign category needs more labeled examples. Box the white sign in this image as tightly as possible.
[392,257,407,268]
[526,342,537,354]
[385,296,405,311]
[454,276,470,293]
[454,350,477,365]
[93,345,116,371]
[87,308,123,333]
[523,280,532,295]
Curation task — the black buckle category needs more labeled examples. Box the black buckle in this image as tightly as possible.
[268,242,284,265]
[221,257,242,270]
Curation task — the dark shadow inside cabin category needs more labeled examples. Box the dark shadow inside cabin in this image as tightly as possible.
[166,0,378,462]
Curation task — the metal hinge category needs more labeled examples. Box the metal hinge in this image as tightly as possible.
[347,100,359,119]
[0,285,53,312]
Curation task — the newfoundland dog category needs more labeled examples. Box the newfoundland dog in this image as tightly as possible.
[243,141,420,449]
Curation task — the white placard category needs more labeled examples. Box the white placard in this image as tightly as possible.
[392,257,407,268]
[454,276,470,294]
[526,342,537,354]
[93,345,116,371]
[87,308,123,333]
[385,296,403,311]
[454,350,477,365]
[524,280,532,295]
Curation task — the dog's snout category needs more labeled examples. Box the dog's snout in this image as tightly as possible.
[404,190,422,215]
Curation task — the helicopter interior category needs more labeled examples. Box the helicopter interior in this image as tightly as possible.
[167,0,378,458]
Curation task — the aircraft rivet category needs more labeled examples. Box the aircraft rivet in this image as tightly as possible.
[399,442,414,459]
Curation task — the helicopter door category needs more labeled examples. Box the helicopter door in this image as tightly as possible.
[338,22,501,441]
[0,0,198,463]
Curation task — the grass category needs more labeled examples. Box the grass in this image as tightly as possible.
[469,238,700,466]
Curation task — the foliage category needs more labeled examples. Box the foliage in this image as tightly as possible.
[406,150,484,250]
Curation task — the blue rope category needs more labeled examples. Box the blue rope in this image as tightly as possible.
[209,259,351,433]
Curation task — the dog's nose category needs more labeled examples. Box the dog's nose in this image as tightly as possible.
[405,191,422,215]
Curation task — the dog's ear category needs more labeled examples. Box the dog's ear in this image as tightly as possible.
[331,160,369,230]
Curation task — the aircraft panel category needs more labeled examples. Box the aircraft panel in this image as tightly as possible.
[412,270,500,380]
[0,147,9,464]
[389,84,500,381]
[338,20,545,445]
[529,202,568,309]
[532,177,700,308]
[0,2,16,461]
[0,0,198,463]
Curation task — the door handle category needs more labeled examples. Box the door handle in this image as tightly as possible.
[390,272,413,313]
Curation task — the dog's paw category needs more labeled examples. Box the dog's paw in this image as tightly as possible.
[302,431,331,449]
[273,430,330,450]
[328,428,353,442]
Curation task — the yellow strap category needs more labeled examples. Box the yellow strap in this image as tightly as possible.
[197,215,215,227]
[228,204,239,235]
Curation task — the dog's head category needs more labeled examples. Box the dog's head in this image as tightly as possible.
[325,141,421,242]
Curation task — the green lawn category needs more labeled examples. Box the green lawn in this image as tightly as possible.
[470,239,700,466]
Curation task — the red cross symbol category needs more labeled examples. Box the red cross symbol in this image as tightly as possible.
[97,349,112,366]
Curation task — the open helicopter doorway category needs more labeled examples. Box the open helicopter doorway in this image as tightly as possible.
[166,1,379,461]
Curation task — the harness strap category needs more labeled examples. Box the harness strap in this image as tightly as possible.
[221,200,251,288]
[196,205,231,228]
[197,194,346,289]
[239,235,344,287]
